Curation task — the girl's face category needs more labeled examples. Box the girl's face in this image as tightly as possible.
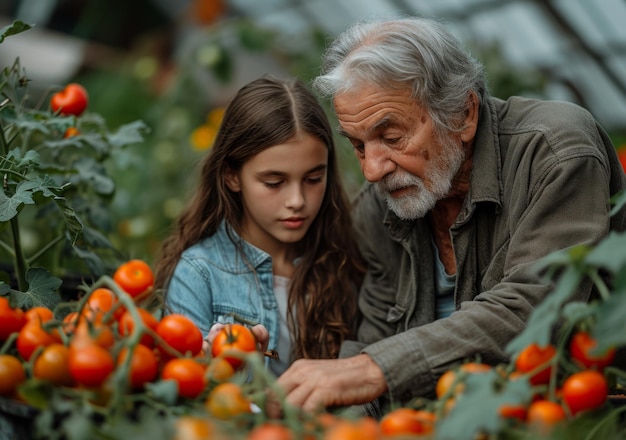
[225,132,328,256]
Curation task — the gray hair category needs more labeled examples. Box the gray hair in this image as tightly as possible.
[313,17,488,135]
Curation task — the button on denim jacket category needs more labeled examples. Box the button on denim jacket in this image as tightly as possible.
[165,221,280,361]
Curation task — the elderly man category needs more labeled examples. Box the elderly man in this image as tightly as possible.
[271,16,626,415]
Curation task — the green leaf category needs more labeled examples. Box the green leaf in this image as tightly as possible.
[71,157,115,195]
[145,380,180,406]
[12,267,62,309]
[53,195,83,244]
[506,265,583,354]
[592,292,626,350]
[585,231,626,274]
[610,189,626,217]
[71,245,104,275]
[0,21,32,44]
[0,182,35,221]
[106,120,149,147]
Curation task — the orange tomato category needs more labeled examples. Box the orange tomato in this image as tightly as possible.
[33,343,73,386]
[205,382,252,420]
[380,407,436,436]
[247,422,293,440]
[323,417,379,440]
[174,416,216,440]
[113,259,154,298]
[156,314,203,358]
[83,288,123,322]
[25,306,54,324]
[70,320,115,350]
[435,362,491,398]
[211,323,257,370]
[527,400,566,435]
[206,356,235,383]
[0,354,26,396]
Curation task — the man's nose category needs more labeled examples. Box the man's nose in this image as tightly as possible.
[360,143,394,183]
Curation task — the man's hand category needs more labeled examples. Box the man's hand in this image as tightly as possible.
[269,353,388,417]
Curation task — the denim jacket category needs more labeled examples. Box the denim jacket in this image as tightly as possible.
[165,221,280,361]
[341,96,626,405]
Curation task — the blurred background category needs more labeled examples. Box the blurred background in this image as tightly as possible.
[1,0,625,268]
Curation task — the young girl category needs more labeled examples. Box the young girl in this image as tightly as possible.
[154,75,365,376]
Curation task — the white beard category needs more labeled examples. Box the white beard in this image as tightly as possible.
[375,135,465,220]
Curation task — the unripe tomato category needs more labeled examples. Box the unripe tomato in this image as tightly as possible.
[50,83,88,116]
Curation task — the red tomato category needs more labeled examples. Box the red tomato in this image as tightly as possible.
[562,370,608,416]
[50,83,88,116]
[161,357,207,399]
[156,314,203,358]
[569,331,615,370]
[83,287,123,322]
[514,343,556,386]
[117,345,159,390]
[68,343,114,388]
[211,323,257,370]
[16,320,62,360]
[25,306,54,324]
[113,259,155,298]
[118,307,159,347]
[0,297,27,341]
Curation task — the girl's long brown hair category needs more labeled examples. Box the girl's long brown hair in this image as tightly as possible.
[154,75,365,360]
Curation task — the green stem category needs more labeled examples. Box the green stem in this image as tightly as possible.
[25,234,65,266]
[588,269,611,302]
[583,403,626,440]
[0,239,14,256]
[9,215,27,291]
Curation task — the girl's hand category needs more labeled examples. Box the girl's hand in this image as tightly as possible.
[202,323,270,353]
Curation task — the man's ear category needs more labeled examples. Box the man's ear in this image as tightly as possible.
[460,91,479,144]
[225,168,241,192]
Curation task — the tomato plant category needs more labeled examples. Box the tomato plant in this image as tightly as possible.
[68,343,115,388]
[211,323,257,370]
[205,382,252,420]
[561,370,608,416]
[569,331,615,370]
[33,343,74,386]
[0,297,26,341]
[514,343,556,385]
[0,354,26,396]
[113,259,154,298]
[117,344,159,390]
[161,357,207,399]
[118,307,159,347]
[50,83,88,116]
[156,313,203,358]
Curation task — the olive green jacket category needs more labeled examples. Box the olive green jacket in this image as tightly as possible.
[341,96,626,405]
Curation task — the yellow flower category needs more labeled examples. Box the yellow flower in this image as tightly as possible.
[190,124,218,151]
